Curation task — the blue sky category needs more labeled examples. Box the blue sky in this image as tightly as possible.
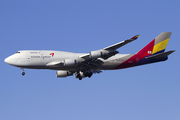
[1,0,180,120]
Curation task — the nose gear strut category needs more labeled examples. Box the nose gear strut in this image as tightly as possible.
[21,68,25,76]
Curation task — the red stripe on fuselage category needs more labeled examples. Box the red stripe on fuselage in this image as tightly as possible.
[114,39,155,69]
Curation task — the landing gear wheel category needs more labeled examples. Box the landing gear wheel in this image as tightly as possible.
[22,72,25,76]
[79,77,82,80]
[88,72,93,78]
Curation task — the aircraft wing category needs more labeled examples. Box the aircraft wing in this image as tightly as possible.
[103,35,139,51]
[80,34,139,60]
[47,35,139,68]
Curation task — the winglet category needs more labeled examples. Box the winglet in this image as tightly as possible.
[131,35,140,40]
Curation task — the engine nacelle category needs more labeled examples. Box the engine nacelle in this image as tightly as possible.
[64,59,77,66]
[56,70,73,77]
[90,50,109,59]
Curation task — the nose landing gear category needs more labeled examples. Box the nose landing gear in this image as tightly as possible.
[22,72,25,76]
[21,68,25,76]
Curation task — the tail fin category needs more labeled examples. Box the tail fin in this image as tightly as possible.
[136,32,172,59]
[134,32,174,65]
[152,32,172,54]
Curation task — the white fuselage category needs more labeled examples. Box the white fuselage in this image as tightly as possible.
[4,50,131,71]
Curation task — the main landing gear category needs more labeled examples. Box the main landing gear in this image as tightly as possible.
[21,68,25,76]
[75,71,93,80]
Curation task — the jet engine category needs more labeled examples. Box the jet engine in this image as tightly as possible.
[64,59,77,66]
[90,50,109,59]
[56,70,73,77]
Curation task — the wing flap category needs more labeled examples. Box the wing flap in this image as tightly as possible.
[81,58,104,67]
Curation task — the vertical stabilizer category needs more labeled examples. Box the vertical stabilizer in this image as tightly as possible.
[136,32,172,58]
[152,32,172,54]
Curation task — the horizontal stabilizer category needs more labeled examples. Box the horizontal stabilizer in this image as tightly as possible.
[145,50,175,60]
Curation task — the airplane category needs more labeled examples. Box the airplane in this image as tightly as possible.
[4,32,175,80]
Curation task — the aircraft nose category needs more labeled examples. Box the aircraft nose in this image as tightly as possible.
[4,56,11,64]
[4,56,16,65]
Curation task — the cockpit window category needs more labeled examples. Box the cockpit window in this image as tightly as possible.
[16,52,20,53]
